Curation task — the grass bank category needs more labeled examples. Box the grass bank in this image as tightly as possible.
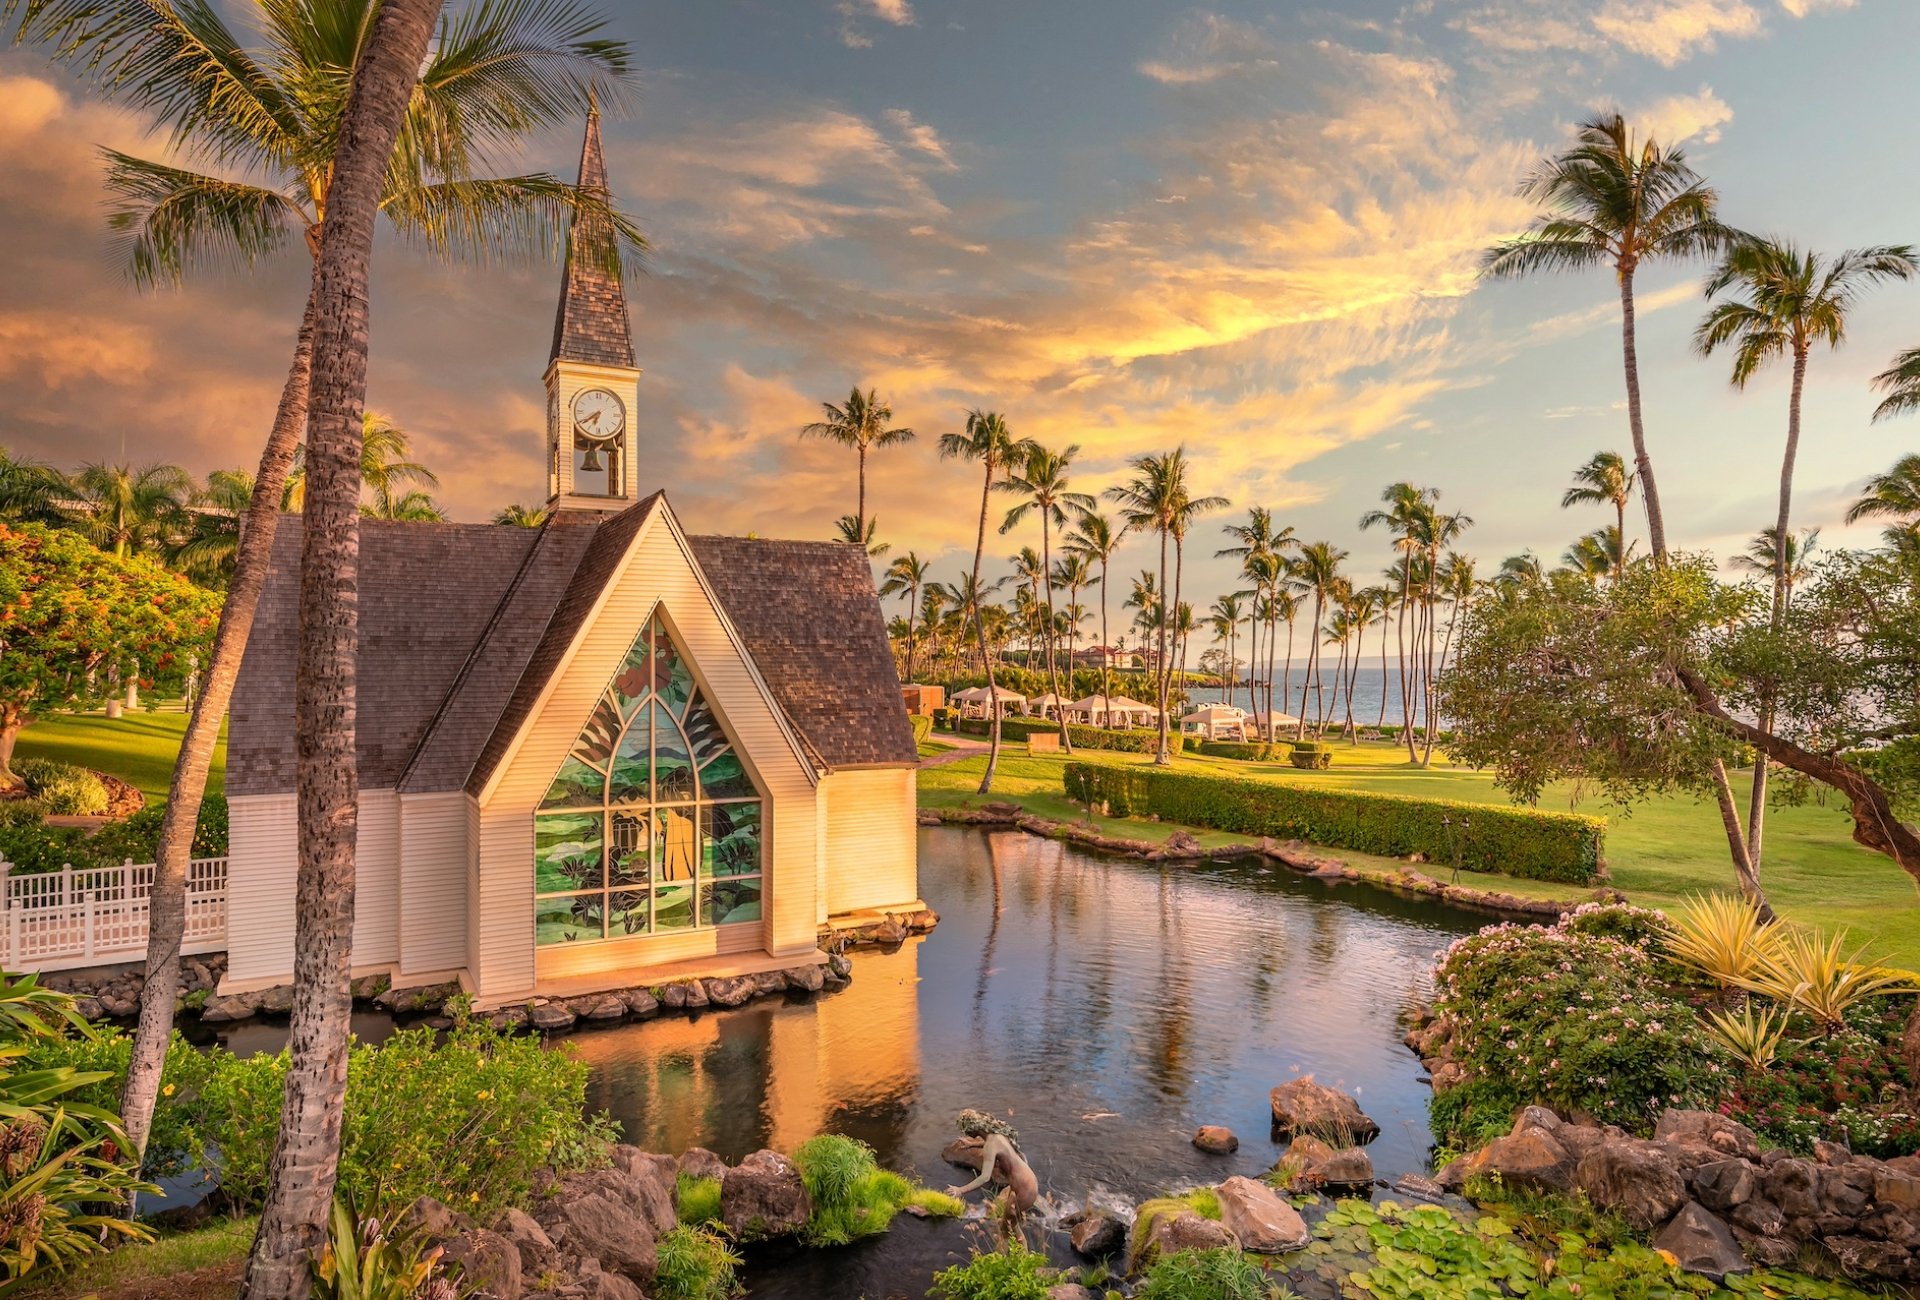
[920,734,1920,966]
[14,706,223,804]
[11,1215,253,1300]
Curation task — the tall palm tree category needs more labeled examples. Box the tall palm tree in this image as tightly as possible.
[1483,111,1731,559]
[365,489,446,521]
[1240,550,1284,736]
[1219,507,1294,737]
[938,410,1034,791]
[1009,546,1045,664]
[834,513,889,557]
[1360,482,1437,760]
[493,503,547,527]
[1731,527,1819,609]
[285,412,440,513]
[1870,350,1920,423]
[1051,551,1095,683]
[1560,451,1636,579]
[879,552,931,681]
[1561,527,1631,581]
[800,387,915,540]
[6,0,641,1195]
[1413,509,1471,764]
[1847,453,1920,553]
[0,448,65,524]
[242,1,448,1292]
[999,443,1095,749]
[65,461,193,558]
[1064,511,1122,707]
[1207,594,1247,711]
[1696,236,1916,873]
[170,467,256,585]
[1166,479,1229,723]
[1289,541,1347,740]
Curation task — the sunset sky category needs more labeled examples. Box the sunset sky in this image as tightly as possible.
[3,0,1918,608]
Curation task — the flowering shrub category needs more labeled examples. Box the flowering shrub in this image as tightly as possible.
[1431,910,1716,1144]
[1719,999,1920,1157]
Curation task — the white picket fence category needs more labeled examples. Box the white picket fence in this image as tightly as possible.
[1,857,228,972]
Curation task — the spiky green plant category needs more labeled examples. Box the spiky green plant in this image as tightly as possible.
[1743,927,1920,1035]
[1665,893,1780,991]
[309,1195,451,1300]
[652,1226,742,1300]
[1702,1002,1792,1071]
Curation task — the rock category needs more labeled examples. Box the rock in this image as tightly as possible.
[1392,1173,1446,1203]
[1437,1128,1573,1194]
[1193,1126,1239,1155]
[100,994,136,1017]
[1691,1159,1755,1212]
[749,971,789,997]
[1163,831,1204,856]
[256,984,296,1014]
[527,1001,576,1032]
[442,1229,523,1300]
[1046,1287,1098,1300]
[73,997,104,1021]
[574,1258,646,1300]
[1131,1208,1235,1269]
[942,1136,985,1171]
[199,993,260,1023]
[620,987,659,1018]
[1573,1142,1688,1231]
[1269,1077,1379,1145]
[1730,1196,1784,1238]
[1764,1159,1821,1219]
[1065,1208,1126,1258]
[678,1147,730,1182]
[1428,1060,1468,1093]
[1820,1163,1873,1218]
[703,975,757,1008]
[1215,1175,1310,1253]
[1824,1234,1911,1280]
[720,1149,810,1240]
[1654,1110,1761,1162]
[827,952,853,979]
[1733,1231,1800,1269]
[400,1195,476,1242]
[1876,1168,1920,1212]
[540,1189,656,1282]
[659,981,708,1011]
[1814,1139,1852,1167]
[785,963,826,994]
[350,973,390,1000]
[1513,1106,1563,1136]
[1653,1202,1749,1282]
[489,1007,529,1031]
[609,1148,681,1235]
[1286,1134,1374,1190]
[570,995,625,1021]
[494,1208,558,1278]
[374,980,456,1014]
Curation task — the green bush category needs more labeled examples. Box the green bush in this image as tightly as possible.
[0,795,231,875]
[0,799,44,828]
[789,1134,960,1246]
[954,716,1190,753]
[651,1226,741,1300]
[0,820,98,873]
[929,1244,1053,1300]
[1134,1248,1277,1300]
[16,759,108,816]
[934,706,960,730]
[1193,740,1282,761]
[1288,742,1332,770]
[676,1172,723,1225]
[1062,764,1604,884]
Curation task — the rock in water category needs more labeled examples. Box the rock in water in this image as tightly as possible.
[1215,1175,1310,1253]
[1065,1208,1126,1258]
[678,1147,729,1182]
[1653,1201,1750,1281]
[1437,1127,1574,1194]
[1193,1125,1239,1154]
[942,1135,986,1170]
[720,1149,811,1240]
[1286,1134,1375,1190]
[1269,1076,1380,1144]
[1129,1208,1234,1271]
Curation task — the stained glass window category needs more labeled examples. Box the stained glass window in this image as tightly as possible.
[533,613,764,945]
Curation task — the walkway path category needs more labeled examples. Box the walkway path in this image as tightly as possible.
[916,736,990,770]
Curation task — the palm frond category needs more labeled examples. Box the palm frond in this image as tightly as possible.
[101,148,303,286]
[383,172,643,273]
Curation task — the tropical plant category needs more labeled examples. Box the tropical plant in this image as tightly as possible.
[879,551,931,679]
[939,410,1035,792]
[1703,1001,1791,1072]
[652,1225,741,1300]
[1288,541,1346,740]
[1742,928,1918,1036]
[1559,451,1636,579]
[1483,111,1732,560]
[1730,527,1819,608]
[0,450,63,526]
[309,1196,453,1300]
[1664,893,1780,992]
[64,461,193,559]
[800,387,914,540]
[1560,527,1631,581]
[998,443,1094,751]
[1846,453,1920,556]
[1134,1247,1280,1300]
[928,1244,1053,1300]
[286,413,441,517]
[1359,482,1435,758]
[492,503,547,527]
[166,468,257,585]
[1064,511,1122,705]
[1219,506,1294,735]
[834,513,888,557]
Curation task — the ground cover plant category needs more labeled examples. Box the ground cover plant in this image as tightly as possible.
[788,1134,961,1246]
[651,1225,741,1300]
[928,1243,1055,1300]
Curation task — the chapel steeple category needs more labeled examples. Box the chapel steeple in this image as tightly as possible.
[544,102,640,509]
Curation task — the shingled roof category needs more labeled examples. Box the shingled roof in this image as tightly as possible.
[548,106,635,369]
[228,497,916,800]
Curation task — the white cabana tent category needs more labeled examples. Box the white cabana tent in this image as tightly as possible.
[1066,694,1159,729]
[1029,691,1069,719]
[1180,704,1249,741]
[1248,710,1303,738]
[951,685,1030,720]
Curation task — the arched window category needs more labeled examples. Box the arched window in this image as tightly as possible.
[533,613,763,946]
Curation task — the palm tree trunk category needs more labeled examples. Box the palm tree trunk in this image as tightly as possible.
[1397,561,1417,761]
[1420,583,1439,765]
[240,3,442,1295]
[1282,617,1295,740]
[1042,516,1072,754]
[1614,497,1627,581]
[1376,613,1390,730]
[1154,528,1171,765]
[1746,344,1810,870]
[1711,758,1775,920]
[1345,623,1363,740]
[123,276,319,1164]
[971,463,1003,794]
[1297,595,1319,740]
[1099,559,1112,711]
[856,444,867,542]
[1266,606,1278,742]
[1167,533,1187,759]
[1619,269,1669,560]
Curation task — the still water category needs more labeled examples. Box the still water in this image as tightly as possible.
[561,826,1490,1296]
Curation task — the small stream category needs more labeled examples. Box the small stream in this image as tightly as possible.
[201,825,1495,1296]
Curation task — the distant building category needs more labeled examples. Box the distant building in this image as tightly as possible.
[900,684,945,716]
[1072,645,1139,669]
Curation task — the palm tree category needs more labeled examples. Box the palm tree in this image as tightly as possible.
[1051,551,1096,680]
[1219,507,1294,737]
[493,503,547,527]
[170,468,256,585]
[1360,482,1437,760]
[1009,546,1045,663]
[800,387,915,540]
[1871,350,1920,423]
[286,412,440,514]
[1064,511,1122,707]
[1289,542,1347,740]
[242,1,448,1292]
[999,443,1095,749]
[1207,594,1247,711]
[1847,453,1920,552]
[1560,451,1636,578]
[879,552,931,680]
[7,0,642,1208]
[65,461,193,558]
[1125,570,1163,678]
[1561,528,1629,581]
[1483,112,1732,559]
[1696,236,1916,874]
[834,513,889,557]
[0,448,65,524]
[1731,527,1819,609]
[365,489,446,521]
[938,410,1035,792]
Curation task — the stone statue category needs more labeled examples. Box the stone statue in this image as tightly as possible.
[946,1109,1038,1223]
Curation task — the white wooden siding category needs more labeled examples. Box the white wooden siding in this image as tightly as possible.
[397,791,468,977]
[820,768,920,916]
[477,506,819,999]
[355,790,400,966]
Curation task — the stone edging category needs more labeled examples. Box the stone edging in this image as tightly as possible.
[920,804,1619,920]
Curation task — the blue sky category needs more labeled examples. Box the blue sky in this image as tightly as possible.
[2,0,1917,606]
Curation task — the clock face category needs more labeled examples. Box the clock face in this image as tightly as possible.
[571,388,626,440]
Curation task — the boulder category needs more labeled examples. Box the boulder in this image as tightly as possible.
[400,1196,476,1242]
[1269,1077,1379,1145]
[1764,1158,1821,1219]
[1193,1126,1239,1155]
[659,981,708,1011]
[703,976,757,1008]
[1286,1134,1374,1190]
[1573,1142,1687,1231]
[720,1149,810,1240]
[827,952,853,980]
[1437,1127,1573,1194]
[785,963,826,994]
[1654,1110,1761,1162]
[1814,1139,1852,1167]
[540,1190,655,1282]
[1819,1163,1873,1218]
[199,993,261,1023]
[1130,1209,1235,1270]
[569,995,625,1021]
[942,1136,986,1171]
[527,1001,576,1032]
[1653,1202,1749,1282]
[489,1007,529,1032]
[442,1228,523,1300]
[1391,1173,1446,1203]
[1046,1287,1098,1300]
[1877,1168,1920,1213]
[1730,1196,1785,1239]
[1690,1159,1755,1213]
[620,987,659,1018]
[256,983,296,1014]
[1163,831,1204,856]
[1215,1175,1310,1253]
[1065,1208,1126,1258]
[573,1258,646,1300]
[678,1147,730,1182]
[609,1147,680,1234]
[1824,1234,1912,1281]
[494,1207,558,1278]
[1512,1106,1563,1136]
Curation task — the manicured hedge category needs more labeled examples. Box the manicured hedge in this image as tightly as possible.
[1193,740,1284,761]
[1062,765,1604,884]
[953,717,1192,753]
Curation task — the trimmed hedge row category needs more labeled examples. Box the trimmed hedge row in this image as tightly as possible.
[1062,764,1604,884]
[952,717,1194,753]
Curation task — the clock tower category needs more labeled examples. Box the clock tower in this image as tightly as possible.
[545,104,639,509]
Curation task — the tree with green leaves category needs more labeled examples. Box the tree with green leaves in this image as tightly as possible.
[493,503,548,528]
[1219,507,1293,737]
[1288,541,1347,740]
[1561,527,1632,581]
[0,449,63,525]
[1848,454,1920,560]
[1206,593,1247,712]
[834,513,889,557]
[998,443,1094,751]
[1051,550,1096,678]
[1064,510,1122,707]
[1360,482,1436,759]
[64,462,192,560]
[1560,452,1635,579]
[166,468,256,586]
[939,410,1034,791]
[879,551,931,680]
[1730,527,1819,610]
[801,387,915,541]
[1483,112,1732,559]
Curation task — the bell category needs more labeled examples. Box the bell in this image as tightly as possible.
[579,446,604,473]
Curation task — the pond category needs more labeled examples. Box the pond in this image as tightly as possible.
[201,825,1493,1295]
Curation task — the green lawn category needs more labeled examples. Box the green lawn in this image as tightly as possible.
[14,706,223,804]
[920,735,1920,966]
[10,1215,253,1300]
